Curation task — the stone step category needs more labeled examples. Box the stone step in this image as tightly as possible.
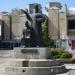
[0,59,62,67]
[0,65,67,75]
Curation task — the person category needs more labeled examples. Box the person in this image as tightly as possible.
[21,21,37,47]
[22,21,31,47]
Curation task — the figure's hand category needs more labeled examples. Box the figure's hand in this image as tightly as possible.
[21,9,32,22]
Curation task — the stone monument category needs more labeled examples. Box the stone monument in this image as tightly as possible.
[0,3,67,75]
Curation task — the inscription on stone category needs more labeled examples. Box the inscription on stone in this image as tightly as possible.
[21,49,38,54]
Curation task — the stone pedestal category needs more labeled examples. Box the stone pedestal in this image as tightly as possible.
[0,47,67,75]
[13,47,49,59]
[0,66,66,75]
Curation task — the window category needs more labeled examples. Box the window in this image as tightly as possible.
[68,20,75,29]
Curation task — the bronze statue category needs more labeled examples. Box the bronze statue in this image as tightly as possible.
[22,21,31,47]
[21,21,36,47]
[21,9,46,47]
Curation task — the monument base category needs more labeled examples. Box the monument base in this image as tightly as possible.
[0,47,67,75]
[13,47,49,59]
[0,59,67,75]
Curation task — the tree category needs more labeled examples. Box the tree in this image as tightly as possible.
[42,17,54,47]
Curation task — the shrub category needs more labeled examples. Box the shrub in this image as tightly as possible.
[49,48,73,59]
[61,51,72,59]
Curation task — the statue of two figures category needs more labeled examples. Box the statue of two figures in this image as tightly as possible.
[21,10,46,47]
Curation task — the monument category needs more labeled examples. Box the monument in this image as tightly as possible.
[0,3,67,75]
[21,5,46,47]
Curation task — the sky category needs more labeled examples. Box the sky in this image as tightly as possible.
[0,0,75,13]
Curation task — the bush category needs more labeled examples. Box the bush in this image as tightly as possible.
[61,51,72,59]
[49,48,73,59]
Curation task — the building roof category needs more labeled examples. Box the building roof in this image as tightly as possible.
[68,8,75,16]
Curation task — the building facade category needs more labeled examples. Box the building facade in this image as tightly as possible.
[0,12,11,40]
[0,9,27,47]
[0,3,75,50]
[46,2,75,50]
[0,3,42,47]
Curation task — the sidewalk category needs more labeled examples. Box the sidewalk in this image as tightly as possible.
[56,72,69,75]
[65,64,75,69]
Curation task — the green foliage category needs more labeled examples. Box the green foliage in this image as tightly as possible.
[42,19,54,47]
[49,48,73,59]
[61,51,72,59]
